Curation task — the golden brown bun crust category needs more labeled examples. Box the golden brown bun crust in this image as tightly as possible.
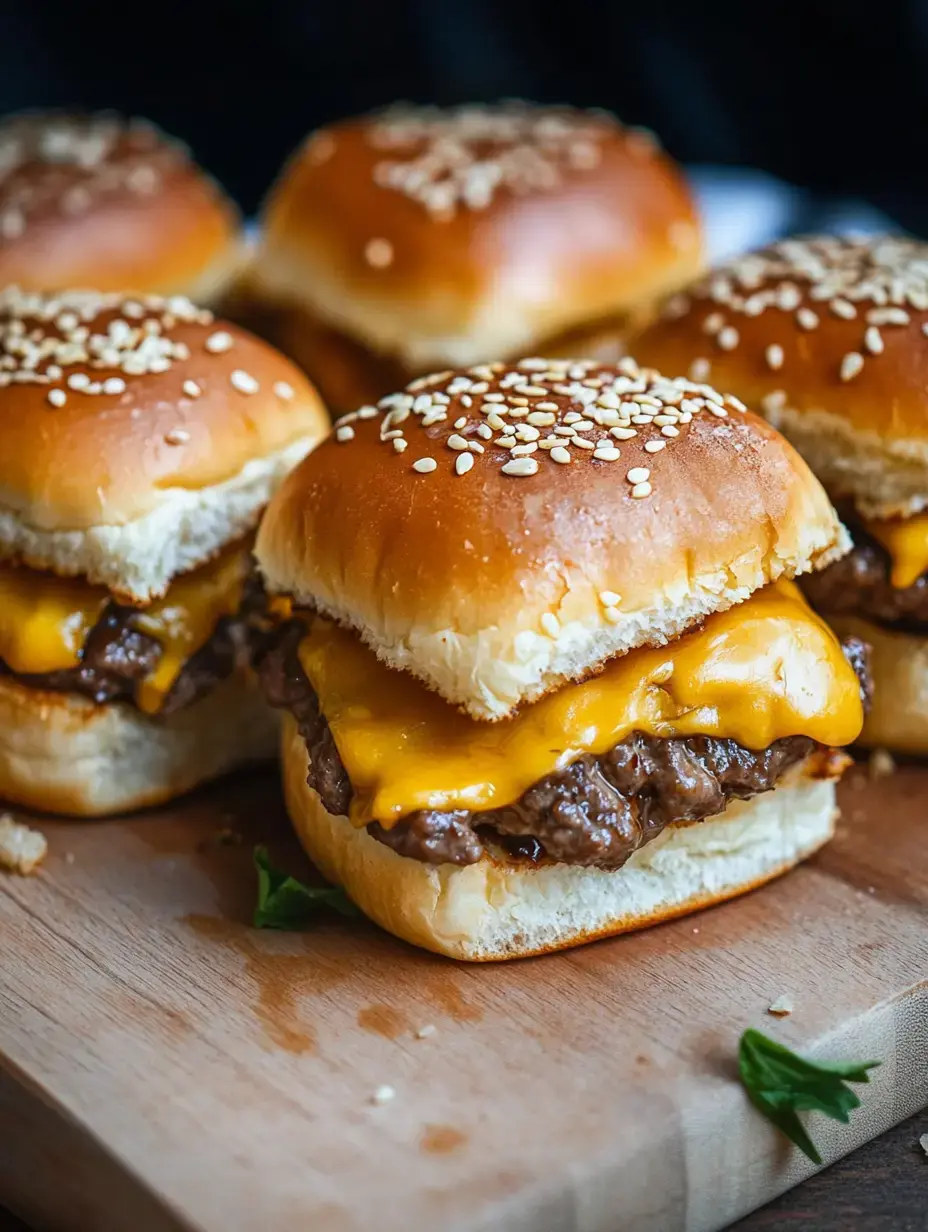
[0,671,278,817]
[281,716,837,961]
[0,112,241,300]
[254,104,702,367]
[257,357,849,718]
[634,235,928,443]
[0,288,328,532]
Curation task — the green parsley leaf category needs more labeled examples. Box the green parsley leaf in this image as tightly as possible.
[253,845,357,930]
[739,1028,880,1165]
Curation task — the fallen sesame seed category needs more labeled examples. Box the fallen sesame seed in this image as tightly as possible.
[413,457,437,473]
[717,326,739,351]
[766,344,784,370]
[840,352,865,381]
[371,1086,396,1106]
[550,446,572,464]
[627,466,650,483]
[164,428,190,445]
[631,481,652,499]
[230,369,259,395]
[183,379,201,398]
[644,440,665,453]
[864,326,884,355]
[455,452,474,475]
[501,457,539,477]
[205,330,233,354]
[336,425,355,442]
[415,1024,436,1039]
[274,381,295,400]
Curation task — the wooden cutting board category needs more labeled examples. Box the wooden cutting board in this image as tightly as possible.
[0,762,925,1232]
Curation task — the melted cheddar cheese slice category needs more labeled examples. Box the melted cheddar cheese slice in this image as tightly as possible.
[862,512,928,589]
[297,581,864,828]
[0,543,251,714]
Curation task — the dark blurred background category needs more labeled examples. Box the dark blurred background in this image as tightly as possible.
[0,0,919,227]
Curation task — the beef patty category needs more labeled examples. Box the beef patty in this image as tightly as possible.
[802,520,928,630]
[0,576,267,717]
[260,622,871,871]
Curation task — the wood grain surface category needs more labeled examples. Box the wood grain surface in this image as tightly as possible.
[0,762,926,1232]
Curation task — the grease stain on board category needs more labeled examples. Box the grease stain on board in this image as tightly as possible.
[357,1004,410,1040]
[420,1124,468,1155]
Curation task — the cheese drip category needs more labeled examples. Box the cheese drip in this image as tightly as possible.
[297,582,864,828]
[862,512,928,589]
[0,543,251,713]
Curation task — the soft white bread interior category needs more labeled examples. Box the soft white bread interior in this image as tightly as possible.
[281,716,837,961]
[0,672,278,817]
[826,614,928,753]
[0,288,329,601]
[257,358,850,720]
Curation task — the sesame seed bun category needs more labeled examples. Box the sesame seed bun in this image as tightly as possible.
[256,357,849,721]
[281,714,838,961]
[0,669,278,817]
[248,103,701,377]
[633,235,928,519]
[0,112,243,303]
[0,288,329,602]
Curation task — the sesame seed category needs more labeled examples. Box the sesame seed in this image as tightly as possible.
[501,457,539,477]
[364,237,394,268]
[796,307,819,330]
[415,1023,437,1039]
[611,427,637,440]
[717,327,739,351]
[840,352,864,382]
[47,389,66,407]
[830,298,857,319]
[205,331,233,354]
[183,380,201,398]
[413,457,437,473]
[230,369,259,395]
[603,606,622,624]
[511,442,538,457]
[541,612,560,637]
[393,438,407,452]
[627,467,650,483]
[631,481,652,499]
[593,446,621,461]
[644,440,665,453]
[371,1086,395,1106]
[455,452,474,475]
[765,344,784,370]
[661,424,680,437]
[599,590,621,606]
[447,433,469,451]
[864,326,884,355]
[453,416,467,429]
[550,446,572,464]
[703,313,725,335]
[274,381,295,400]
[688,358,711,382]
[164,428,190,445]
[572,437,595,450]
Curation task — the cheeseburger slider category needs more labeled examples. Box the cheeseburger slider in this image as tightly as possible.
[634,234,928,752]
[0,111,241,302]
[0,286,327,816]
[246,102,702,414]
[256,357,868,961]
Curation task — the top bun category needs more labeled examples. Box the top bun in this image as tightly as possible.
[251,102,702,370]
[0,112,241,302]
[0,287,328,602]
[256,356,847,721]
[633,235,928,518]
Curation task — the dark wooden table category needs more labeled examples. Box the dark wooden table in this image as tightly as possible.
[2,1112,925,1230]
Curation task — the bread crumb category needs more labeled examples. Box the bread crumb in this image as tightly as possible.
[919,1132,928,1156]
[869,748,896,779]
[371,1085,396,1106]
[416,1024,437,1039]
[767,995,794,1017]
[0,815,48,875]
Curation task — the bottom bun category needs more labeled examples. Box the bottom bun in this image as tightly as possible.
[281,715,838,961]
[826,614,928,753]
[0,672,279,818]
